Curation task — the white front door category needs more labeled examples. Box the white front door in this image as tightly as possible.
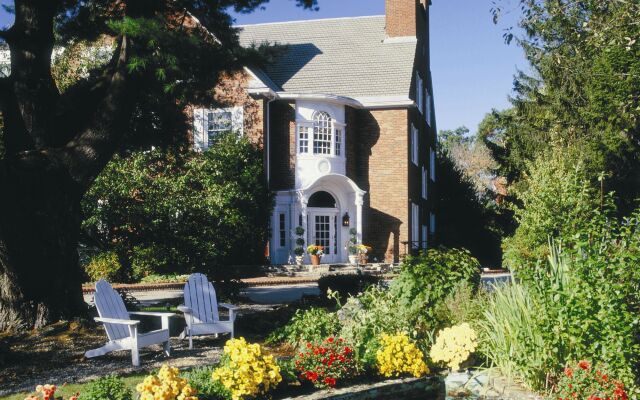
[309,211,338,263]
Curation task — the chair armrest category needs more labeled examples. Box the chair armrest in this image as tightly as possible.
[177,306,193,314]
[95,317,140,326]
[129,311,176,318]
[219,303,238,310]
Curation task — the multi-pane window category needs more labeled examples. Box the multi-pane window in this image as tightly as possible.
[411,125,419,165]
[193,107,243,151]
[422,225,428,249]
[422,166,428,199]
[279,213,286,247]
[430,212,436,234]
[313,111,332,155]
[335,128,342,156]
[430,148,436,181]
[416,72,424,114]
[207,110,232,145]
[425,88,432,127]
[298,125,310,154]
[411,203,420,250]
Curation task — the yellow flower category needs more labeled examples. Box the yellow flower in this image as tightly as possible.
[429,323,478,371]
[212,337,282,400]
[376,333,429,378]
[136,365,198,400]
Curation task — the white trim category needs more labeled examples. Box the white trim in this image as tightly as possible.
[383,36,418,44]
[411,125,419,166]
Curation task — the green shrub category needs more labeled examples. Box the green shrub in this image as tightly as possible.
[182,366,230,400]
[480,233,640,391]
[390,247,481,331]
[80,375,132,400]
[317,274,380,301]
[433,280,487,329]
[502,151,599,276]
[139,273,190,284]
[84,251,122,282]
[266,307,340,348]
[337,285,411,367]
[82,134,274,281]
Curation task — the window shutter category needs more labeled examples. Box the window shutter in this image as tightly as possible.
[231,106,244,136]
[193,108,206,151]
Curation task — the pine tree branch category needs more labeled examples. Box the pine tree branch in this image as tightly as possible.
[54,35,139,193]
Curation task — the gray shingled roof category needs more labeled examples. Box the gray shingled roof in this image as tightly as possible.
[238,16,416,100]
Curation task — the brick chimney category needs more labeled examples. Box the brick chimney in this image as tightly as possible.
[385,0,417,38]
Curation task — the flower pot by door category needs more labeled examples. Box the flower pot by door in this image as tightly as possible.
[348,255,358,265]
[310,254,322,265]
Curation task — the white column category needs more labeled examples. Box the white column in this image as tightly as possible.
[297,190,309,263]
[355,193,364,243]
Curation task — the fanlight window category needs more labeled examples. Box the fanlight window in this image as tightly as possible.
[297,110,344,157]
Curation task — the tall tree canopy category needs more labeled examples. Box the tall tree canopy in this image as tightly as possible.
[485,0,640,212]
[0,0,317,331]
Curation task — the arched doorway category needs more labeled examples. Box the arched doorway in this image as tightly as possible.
[307,191,339,263]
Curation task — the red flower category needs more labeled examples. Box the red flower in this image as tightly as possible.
[324,377,337,387]
[578,360,591,370]
[327,337,335,343]
[306,371,318,382]
[588,396,602,400]
[306,342,312,349]
[344,347,352,354]
[564,367,573,378]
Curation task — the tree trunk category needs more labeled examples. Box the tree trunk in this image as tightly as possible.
[0,152,87,331]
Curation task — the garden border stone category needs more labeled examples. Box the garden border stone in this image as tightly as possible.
[281,376,445,400]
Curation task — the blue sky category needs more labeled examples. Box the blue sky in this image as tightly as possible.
[0,0,528,133]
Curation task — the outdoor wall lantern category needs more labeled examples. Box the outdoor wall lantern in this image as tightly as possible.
[342,212,350,227]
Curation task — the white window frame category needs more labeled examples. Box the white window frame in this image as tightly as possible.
[411,203,420,250]
[430,147,436,181]
[192,106,243,151]
[411,125,419,166]
[296,111,345,158]
[422,166,428,199]
[278,213,287,248]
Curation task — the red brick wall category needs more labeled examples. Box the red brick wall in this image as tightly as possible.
[352,108,410,263]
[385,0,418,38]
[269,101,296,190]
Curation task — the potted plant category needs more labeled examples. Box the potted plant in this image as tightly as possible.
[307,245,324,266]
[357,244,372,264]
[294,226,305,266]
[347,228,358,265]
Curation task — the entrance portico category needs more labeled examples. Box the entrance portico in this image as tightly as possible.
[271,174,365,264]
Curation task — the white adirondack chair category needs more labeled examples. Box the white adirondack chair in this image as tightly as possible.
[85,279,175,366]
[178,273,238,349]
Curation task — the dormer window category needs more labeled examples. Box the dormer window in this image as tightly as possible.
[297,110,344,157]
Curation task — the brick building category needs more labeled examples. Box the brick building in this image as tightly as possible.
[192,0,437,264]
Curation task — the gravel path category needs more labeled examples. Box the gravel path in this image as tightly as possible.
[0,304,280,396]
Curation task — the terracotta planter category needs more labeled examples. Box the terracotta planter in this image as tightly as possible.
[359,254,369,264]
[310,254,322,265]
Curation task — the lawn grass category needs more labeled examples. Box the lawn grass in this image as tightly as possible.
[0,373,146,400]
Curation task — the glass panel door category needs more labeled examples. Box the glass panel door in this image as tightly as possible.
[314,215,331,254]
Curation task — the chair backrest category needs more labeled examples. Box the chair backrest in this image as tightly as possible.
[94,279,131,341]
[183,273,220,324]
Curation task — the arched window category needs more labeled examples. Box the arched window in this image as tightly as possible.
[308,191,337,208]
[313,111,332,155]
